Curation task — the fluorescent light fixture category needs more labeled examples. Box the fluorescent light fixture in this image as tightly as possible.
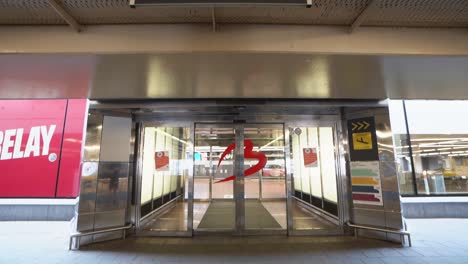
[260,135,284,150]
[155,128,192,146]
[130,0,313,7]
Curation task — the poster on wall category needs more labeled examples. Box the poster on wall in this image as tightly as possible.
[303,147,318,167]
[155,151,169,171]
[350,161,383,206]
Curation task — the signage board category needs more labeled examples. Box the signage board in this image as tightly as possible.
[0,99,87,198]
[350,161,383,206]
[347,117,379,161]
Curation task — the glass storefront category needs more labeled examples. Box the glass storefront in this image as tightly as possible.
[138,121,341,235]
[389,100,468,196]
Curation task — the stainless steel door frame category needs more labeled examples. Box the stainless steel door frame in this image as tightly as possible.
[193,122,237,233]
[194,122,287,235]
[239,123,287,234]
[234,123,245,233]
[135,117,347,236]
[285,119,347,236]
[135,121,194,237]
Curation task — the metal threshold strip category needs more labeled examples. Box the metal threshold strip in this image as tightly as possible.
[130,0,313,7]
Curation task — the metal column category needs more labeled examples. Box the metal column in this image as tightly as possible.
[234,124,245,232]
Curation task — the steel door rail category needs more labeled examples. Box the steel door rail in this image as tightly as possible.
[69,224,133,250]
[347,222,411,247]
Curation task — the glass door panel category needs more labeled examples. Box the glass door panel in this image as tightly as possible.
[319,127,338,204]
[193,123,287,233]
[194,124,235,231]
[244,124,286,230]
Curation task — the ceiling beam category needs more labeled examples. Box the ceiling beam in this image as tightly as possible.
[46,0,81,32]
[350,0,376,33]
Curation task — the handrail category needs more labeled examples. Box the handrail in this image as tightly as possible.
[69,224,133,250]
[347,222,411,247]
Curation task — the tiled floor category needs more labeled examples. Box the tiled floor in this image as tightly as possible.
[1,219,468,263]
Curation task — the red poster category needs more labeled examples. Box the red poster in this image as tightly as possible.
[0,100,67,197]
[303,147,318,167]
[155,151,169,171]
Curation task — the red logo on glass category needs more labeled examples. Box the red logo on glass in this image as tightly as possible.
[215,139,267,183]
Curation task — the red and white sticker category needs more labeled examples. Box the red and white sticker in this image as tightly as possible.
[155,151,169,171]
[303,147,318,167]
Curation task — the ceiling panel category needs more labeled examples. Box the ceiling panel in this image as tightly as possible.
[364,0,468,27]
[0,0,467,27]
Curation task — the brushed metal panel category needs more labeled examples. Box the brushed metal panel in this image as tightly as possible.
[83,114,103,162]
[2,53,468,100]
[90,54,468,100]
[375,113,403,214]
[382,190,401,212]
[358,229,387,241]
[93,210,127,230]
[129,122,137,161]
[96,162,130,211]
[93,231,123,243]
[100,116,132,162]
[0,54,93,99]
[90,54,387,99]
[78,162,99,213]
[127,162,135,224]
[76,213,95,232]
[382,56,468,100]
[76,161,99,232]
[93,162,129,230]
[358,229,402,243]
[352,208,386,227]
[385,211,403,230]
[77,234,94,246]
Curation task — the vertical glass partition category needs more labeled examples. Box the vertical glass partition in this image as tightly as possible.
[140,126,190,232]
[290,125,339,230]
[194,125,236,231]
[244,125,286,231]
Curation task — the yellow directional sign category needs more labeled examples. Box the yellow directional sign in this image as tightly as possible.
[352,132,372,150]
[352,121,370,131]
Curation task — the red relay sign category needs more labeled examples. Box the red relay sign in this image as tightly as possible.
[0,99,87,198]
[303,147,318,167]
[155,151,169,171]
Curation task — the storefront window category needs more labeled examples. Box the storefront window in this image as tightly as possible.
[389,100,416,195]
[390,100,468,196]
[405,101,468,195]
[140,126,191,222]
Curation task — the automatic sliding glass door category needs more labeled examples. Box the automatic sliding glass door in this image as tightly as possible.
[243,124,286,231]
[194,124,236,231]
[193,123,287,233]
